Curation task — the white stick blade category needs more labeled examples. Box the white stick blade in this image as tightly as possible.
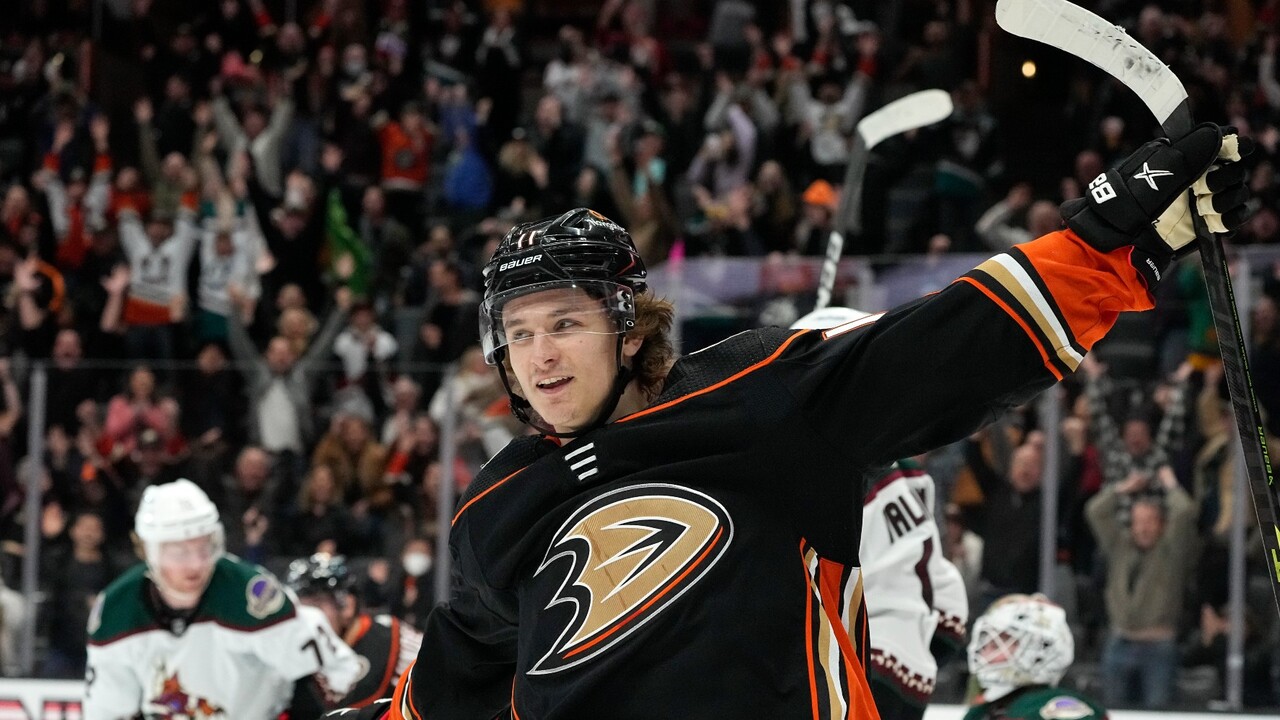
[856,89,954,150]
[995,0,1188,126]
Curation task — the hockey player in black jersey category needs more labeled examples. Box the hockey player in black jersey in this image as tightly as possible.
[287,553,422,716]
[327,126,1250,719]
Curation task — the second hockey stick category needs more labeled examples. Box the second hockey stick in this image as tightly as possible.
[816,90,953,309]
[997,0,1280,614]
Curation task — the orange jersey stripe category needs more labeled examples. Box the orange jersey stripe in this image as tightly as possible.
[816,559,862,703]
[619,330,808,423]
[1017,230,1154,349]
[802,543,821,720]
[366,617,401,706]
[957,276,1063,382]
[386,658,416,720]
[452,468,526,526]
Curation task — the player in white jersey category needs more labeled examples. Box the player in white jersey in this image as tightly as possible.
[84,479,362,720]
[794,308,969,720]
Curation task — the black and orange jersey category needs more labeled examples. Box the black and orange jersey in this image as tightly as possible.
[339,614,422,709]
[291,613,422,716]
[386,230,1152,720]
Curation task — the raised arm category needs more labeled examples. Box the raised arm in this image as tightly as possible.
[99,265,130,334]
[770,127,1250,471]
[1153,365,1190,460]
[1085,480,1125,555]
[212,95,247,149]
[297,296,351,373]
[135,97,163,185]
[265,95,295,144]
[225,295,264,371]
[40,123,75,238]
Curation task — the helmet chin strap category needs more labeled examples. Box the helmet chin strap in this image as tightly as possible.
[497,333,634,440]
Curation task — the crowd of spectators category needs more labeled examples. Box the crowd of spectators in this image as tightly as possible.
[2,0,1280,708]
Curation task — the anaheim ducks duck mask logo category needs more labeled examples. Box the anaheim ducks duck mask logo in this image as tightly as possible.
[531,483,733,675]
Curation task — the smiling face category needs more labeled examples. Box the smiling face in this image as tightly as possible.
[502,288,641,434]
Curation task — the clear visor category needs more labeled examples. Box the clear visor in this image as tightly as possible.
[145,529,224,573]
[144,529,224,605]
[481,281,635,364]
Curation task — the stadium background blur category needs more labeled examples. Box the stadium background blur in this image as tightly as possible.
[3,0,1280,710]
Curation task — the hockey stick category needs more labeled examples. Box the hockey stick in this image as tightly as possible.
[816,90,953,309]
[997,0,1280,614]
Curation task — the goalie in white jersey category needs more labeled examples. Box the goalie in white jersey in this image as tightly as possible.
[84,479,363,720]
[794,308,969,720]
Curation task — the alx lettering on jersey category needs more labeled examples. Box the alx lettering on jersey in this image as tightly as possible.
[531,483,733,674]
[882,485,931,544]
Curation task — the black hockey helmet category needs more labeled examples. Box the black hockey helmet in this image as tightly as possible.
[479,208,648,437]
[480,207,646,365]
[285,553,354,599]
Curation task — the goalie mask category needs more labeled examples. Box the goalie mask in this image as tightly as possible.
[480,208,647,437]
[135,479,225,608]
[968,594,1074,700]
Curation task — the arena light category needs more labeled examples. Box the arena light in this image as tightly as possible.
[1021,60,1037,78]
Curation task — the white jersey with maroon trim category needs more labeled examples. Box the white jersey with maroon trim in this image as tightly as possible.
[84,557,361,720]
[861,460,968,707]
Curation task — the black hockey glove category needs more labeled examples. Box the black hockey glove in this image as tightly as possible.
[1153,133,1253,245]
[322,698,390,719]
[1060,123,1252,289]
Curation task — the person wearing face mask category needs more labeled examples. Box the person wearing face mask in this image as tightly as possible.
[286,554,424,716]
[84,480,362,720]
[391,537,436,630]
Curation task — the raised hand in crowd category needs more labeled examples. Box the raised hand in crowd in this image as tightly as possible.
[1078,352,1106,380]
[101,264,130,296]
[193,99,214,129]
[243,506,270,547]
[89,114,110,152]
[1061,416,1088,456]
[1117,469,1151,495]
[52,120,75,154]
[133,97,153,126]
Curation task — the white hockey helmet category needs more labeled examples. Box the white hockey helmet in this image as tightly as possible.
[968,594,1074,699]
[136,479,225,573]
[790,306,873,330]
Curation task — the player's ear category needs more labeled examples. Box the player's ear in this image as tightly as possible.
[621,332,643,362]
